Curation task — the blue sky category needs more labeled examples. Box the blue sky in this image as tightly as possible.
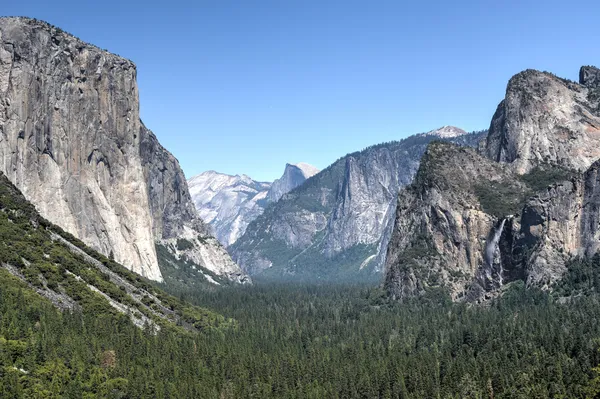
[3,1,599,181]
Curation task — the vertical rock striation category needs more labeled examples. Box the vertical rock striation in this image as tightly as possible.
[385,66,600,301]
[0,17,246,283]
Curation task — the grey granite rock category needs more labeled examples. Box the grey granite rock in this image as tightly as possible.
[0,17,246,283]
[188,163,318,247]
[231,128,486,280]
[386,66,600,301]
[484,69,600,173]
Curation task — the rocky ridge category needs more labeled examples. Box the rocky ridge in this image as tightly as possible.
[231,127,487,281]
[0,170,225,331]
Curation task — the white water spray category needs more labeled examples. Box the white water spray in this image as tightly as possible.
[484,218,507,285]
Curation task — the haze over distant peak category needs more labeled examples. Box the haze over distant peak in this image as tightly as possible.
[424,126,468,138]
[292,162,320,178]
[188,162,319,246]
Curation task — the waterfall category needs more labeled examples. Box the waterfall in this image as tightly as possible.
[484,218,507,285]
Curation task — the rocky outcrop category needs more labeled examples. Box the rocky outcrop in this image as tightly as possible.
[484,68,600,174]
[140,125,248,283]
[266,163,319,202]
[386,66,600,301]
[520,159,600,289]
[0,17,245,283]
[384,143,529,300]
[188,163,318,247]
[231,128,486,281]
[580,66,600,88]
[386,150,600,302]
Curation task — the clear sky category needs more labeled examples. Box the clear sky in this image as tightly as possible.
[2,1,599,181]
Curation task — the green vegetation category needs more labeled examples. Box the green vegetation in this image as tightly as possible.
[6,259,600,398]
[474,164,575,219]
[155,282,600,398]
[0,172,225,333]
[256,242,380,284]
[520,164,576,192]
[176,238,194,251]
[552,254,600,298]
[0,267,228,398]
[0,171,240,396]
[474,181,529,218]
[155,243,230,294]
[3,159,600,397]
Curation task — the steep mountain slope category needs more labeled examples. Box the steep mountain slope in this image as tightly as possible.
[0,168,240,397]
[0,170,226,331]
[230,127,486,281]
[188,162,319,247]
[385,66,600,301]
[0,17,246,284]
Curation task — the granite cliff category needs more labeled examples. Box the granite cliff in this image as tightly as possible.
[0,17,246,284]
[385,66,600,301]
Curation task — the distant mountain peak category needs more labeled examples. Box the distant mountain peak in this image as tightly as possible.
[425,126,467,138]
[188,162,318,246]
[290,162,320,178]
[267,163,320,202]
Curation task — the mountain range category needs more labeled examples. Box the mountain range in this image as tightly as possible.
[4,16,600,304]
[229,126,487,281]
[188,162,319,247]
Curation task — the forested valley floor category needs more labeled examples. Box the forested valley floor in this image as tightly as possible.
[5,259,600,397]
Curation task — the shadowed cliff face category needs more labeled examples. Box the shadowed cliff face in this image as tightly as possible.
[0,17,246,283]
[385,66,600,302]
[139,124,249,283]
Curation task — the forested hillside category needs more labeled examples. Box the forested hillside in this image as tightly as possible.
[0,171,231,397]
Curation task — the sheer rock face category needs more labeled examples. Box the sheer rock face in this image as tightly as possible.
[0,17,246,283]
[386,66,600,301]
[484,68,600,174]
[383,142,590,302]
[140,125,248,283]
[231,129,486,280]
[266,163,320,202]
[384,143,526,301]
[522,159,600,288]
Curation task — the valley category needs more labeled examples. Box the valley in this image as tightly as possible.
[1,8,600,399]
